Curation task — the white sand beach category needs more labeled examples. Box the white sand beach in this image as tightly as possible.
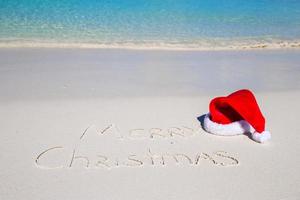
[0,48,300,199]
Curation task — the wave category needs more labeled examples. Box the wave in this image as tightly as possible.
[0,38,300,50]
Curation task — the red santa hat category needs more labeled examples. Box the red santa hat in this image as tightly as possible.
[203,89,271,143]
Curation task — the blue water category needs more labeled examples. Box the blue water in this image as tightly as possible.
[1,0,300,48]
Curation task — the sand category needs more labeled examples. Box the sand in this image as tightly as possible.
[0,48,299,199]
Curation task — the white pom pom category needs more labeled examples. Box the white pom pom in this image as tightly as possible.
[251,131,271,143]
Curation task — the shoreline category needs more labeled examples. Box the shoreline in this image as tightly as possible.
[1,40,300,51]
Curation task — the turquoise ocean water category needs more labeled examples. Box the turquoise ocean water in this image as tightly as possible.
[1,0,300,49]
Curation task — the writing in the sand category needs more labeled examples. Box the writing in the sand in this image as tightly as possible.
[79,124,199,140]
[35,124,239,169]
[35,147,239,169]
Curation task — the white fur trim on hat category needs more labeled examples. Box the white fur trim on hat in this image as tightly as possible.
[203,113,271,143]
[203,113,255,136]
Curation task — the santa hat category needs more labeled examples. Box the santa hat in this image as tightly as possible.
[203,89,271,143]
